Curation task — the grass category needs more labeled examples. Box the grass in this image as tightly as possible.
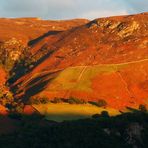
[47,64,128,92]
[33,103,120,122]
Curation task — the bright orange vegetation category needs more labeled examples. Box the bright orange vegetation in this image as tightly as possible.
[0,13,148,112]
[0,105,8,115]
[0,67,6,87]
[23,105,38,115]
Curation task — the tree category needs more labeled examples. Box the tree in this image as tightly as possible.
[101,111,110,118]
[51,98,63,103]
[97,99,107,107]
[139,104,147,113]
[67,97,86,104]
[89,100,107,107]
[92,114,100,119]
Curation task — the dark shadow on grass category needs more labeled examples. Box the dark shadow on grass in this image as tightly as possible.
[8,30,63,86]
[20,70,61,103]
[28,30,63,46]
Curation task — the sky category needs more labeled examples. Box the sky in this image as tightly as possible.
[0,0,148,20]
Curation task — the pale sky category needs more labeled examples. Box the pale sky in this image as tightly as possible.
[0,0,148,19]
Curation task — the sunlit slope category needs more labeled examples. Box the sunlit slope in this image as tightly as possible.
[33,103,120,122]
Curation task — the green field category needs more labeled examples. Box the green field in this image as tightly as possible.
[45,63,128,93]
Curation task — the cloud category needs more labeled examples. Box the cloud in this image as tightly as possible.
[0,0,147,19]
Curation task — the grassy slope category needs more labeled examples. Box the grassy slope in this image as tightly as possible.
[48,58,148,92]
[47,63,127,92]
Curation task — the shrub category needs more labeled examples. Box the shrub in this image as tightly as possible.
[29,97,50,104]
[100,111,110,118]
[5,92,13,100]
[29,97,41,104]
[89,100,107,107]
[14,103,24,113]
[0,89,14,106]
[97,99,107,107]
[67,97,86,104]
[40,97,49,104]
[51,98,63,103]
[92,114,100,119]
[92,111,110,119]
[139,104,147,113]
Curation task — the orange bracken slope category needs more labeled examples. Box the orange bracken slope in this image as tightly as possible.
[2,13,148,110]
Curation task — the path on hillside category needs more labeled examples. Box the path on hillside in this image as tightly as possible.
[70,58,148,69]
[19,58,148,92]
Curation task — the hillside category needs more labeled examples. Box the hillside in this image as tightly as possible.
[0,18,89,114]
[0,12,147,115]
[8,12,148,111]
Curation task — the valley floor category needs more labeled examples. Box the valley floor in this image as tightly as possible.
[33,103,120,122]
